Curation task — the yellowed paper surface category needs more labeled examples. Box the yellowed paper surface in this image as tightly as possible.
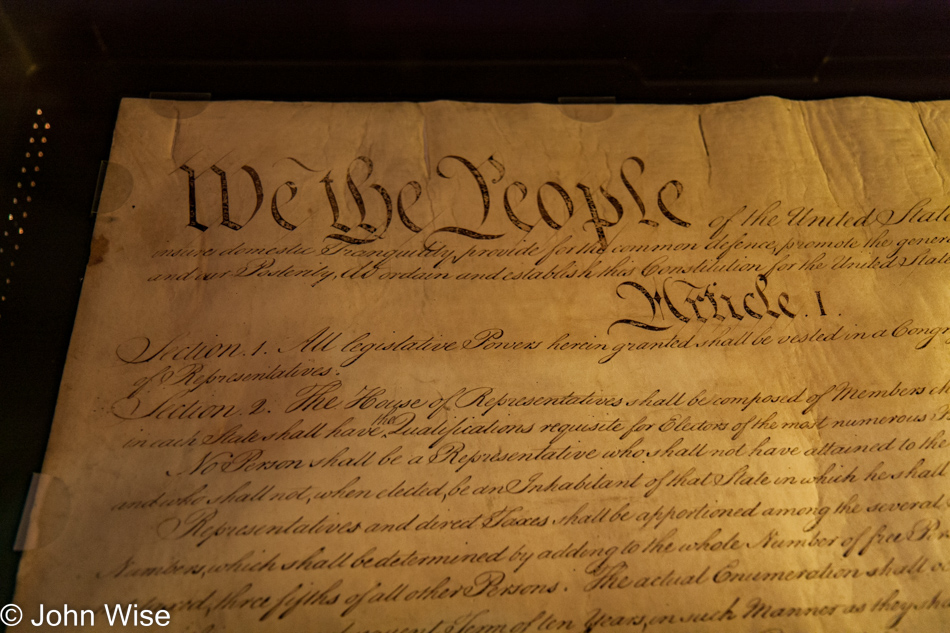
[12,97,950,632]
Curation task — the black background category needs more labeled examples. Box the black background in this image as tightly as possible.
[0,0,948,607]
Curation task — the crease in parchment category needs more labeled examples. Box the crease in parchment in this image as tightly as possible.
[797,103,847,213]
[697,109,712,187]
[913,102,949,194]
[421,106,431,180]
[169,111,181,160]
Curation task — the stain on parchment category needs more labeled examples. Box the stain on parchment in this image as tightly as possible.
[88,234,109,266]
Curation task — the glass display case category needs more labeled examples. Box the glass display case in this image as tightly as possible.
[1,0,949,609]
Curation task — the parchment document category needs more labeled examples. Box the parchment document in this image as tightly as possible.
[12,98,950,632]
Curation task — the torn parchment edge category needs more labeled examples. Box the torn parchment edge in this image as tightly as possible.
[558,96,616,123]
[14,473,70,551]
[89,160,108,219]
[147,92,211,120]
[91,161,134,219]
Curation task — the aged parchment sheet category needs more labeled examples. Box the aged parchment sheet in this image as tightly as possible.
[11,98,950,632]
